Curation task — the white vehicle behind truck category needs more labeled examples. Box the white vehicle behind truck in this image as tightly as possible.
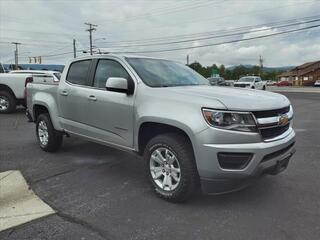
[234,76,267,90]
[0,72,33,113]
[0,70,61,113]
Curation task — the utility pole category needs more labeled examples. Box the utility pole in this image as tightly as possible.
[187,54,189,65]
[11,42,21,70]
[85,22,97,55]
[73,39,76,58]
[259,55,264,76]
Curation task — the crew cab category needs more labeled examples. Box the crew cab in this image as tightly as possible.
[26,55,296,202]
[234,76,267,90]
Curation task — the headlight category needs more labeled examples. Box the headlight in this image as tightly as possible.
[202,109,257,132]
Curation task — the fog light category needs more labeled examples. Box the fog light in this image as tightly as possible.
[217,153,253,170]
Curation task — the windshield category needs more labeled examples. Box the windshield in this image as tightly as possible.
[239,77,255,82]
[126,57,209,87]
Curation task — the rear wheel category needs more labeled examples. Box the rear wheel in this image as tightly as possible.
[144,133,199,202]
[0,91,16,113]
[262,85,266,90]
[36,113,63,152]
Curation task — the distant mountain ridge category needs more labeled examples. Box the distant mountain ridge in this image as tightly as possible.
[227,64,294,72]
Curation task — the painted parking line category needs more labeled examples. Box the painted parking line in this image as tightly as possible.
[0,170,55,232]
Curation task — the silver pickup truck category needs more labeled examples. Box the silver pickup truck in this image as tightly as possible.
[26,54,296,202]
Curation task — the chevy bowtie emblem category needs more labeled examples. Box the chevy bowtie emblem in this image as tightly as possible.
[278,114,289,126]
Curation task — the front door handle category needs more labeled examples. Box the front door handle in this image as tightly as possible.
[60,90,69,96]
[88,95,97,101]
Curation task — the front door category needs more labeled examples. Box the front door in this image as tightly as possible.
[84,59,136,148]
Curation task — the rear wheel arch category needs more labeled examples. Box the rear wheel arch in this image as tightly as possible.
[0,84,17,100]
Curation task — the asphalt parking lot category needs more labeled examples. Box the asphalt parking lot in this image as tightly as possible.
[0,92,319,240]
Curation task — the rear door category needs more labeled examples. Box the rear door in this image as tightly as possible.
[83,58,136,148]
[58,59,94,135]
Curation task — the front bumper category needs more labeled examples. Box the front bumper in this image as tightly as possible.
[193,127,296,194]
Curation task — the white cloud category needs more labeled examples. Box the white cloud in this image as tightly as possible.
[1,0,320,67]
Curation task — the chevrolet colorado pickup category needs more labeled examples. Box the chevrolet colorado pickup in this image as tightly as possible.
[26,55,296,202]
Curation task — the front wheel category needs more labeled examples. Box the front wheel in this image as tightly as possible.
[36,113,63,152]
[262,85,266,90]
[144,133,199,202]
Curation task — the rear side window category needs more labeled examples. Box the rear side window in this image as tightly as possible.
[93,59,130,88]
[67,60,91,85]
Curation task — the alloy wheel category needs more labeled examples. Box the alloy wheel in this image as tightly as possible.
[149,147,181,191]
[38,120,49,146]
[0,96,9,111]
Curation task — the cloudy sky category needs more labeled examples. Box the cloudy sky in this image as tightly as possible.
[1,0,320,67]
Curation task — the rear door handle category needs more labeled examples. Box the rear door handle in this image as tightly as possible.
[60,90,69,96]
[88,95,97,101]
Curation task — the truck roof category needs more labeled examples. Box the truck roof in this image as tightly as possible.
[70,54,174,62]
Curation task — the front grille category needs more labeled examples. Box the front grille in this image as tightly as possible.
[261,142,295,162]
[259,124,289,139]
[234,84,247,88]
[253,105,291,140]
[253,106,290,118]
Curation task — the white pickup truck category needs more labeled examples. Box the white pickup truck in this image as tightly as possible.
[0,72,33,113]
[0,70,60,113]
[234,76,267,90]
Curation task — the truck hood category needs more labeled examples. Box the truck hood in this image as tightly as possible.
[165,85,290,111]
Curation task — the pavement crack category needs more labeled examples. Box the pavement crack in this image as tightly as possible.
[0,171,14,181]
[31,169,76,185]
[56,212,113,240]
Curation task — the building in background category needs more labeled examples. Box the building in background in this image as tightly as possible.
[277,60,320,86]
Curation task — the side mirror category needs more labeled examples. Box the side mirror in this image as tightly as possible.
[106,77,129,94]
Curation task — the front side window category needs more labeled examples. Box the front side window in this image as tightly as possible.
[93,59,130,88]
[66,60,91,85]
[126,57,208,87]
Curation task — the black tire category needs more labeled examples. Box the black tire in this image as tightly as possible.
[251,86,255,89]
[144,133,199,202]
[36,113,63,152]
[0,91,16,113]
[263,86,266,90]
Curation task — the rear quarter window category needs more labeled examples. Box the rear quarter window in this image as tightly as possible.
[66,60,91,85]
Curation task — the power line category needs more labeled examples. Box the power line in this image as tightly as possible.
[95,14,320,45]
[108,0,318,36]
[97,17,320,48]
[14,15,320,59]
[103,0,223,23]
[111,24,320,54]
